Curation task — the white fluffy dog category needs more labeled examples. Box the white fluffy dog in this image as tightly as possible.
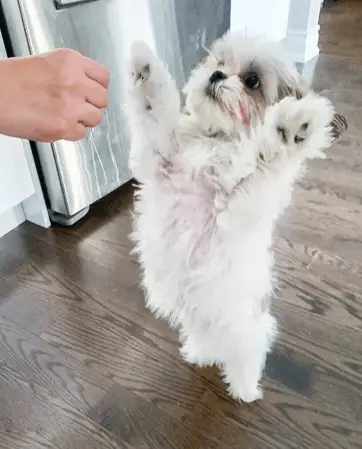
[126,32,345,403]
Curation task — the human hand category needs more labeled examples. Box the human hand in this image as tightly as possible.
[0,48,110,142]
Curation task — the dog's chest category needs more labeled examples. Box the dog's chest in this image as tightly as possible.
[166,181,217,233]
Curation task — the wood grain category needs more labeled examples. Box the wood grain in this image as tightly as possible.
[0,314,113,412]
[0,374,129,449]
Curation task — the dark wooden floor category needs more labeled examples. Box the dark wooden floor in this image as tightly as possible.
[1,2,362,448]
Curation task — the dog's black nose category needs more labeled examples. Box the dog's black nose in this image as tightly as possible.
[209,70,227,84]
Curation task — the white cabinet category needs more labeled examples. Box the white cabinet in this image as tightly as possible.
[0,134,35,217]
[0,27,49,238]
[0,22,34,219]
[0,27,35,237]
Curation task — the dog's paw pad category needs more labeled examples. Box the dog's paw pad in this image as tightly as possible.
[276,122,309,145]
[275,93,334,147]
[293,122,310,144]
[276,125,287,143]
[133,63,150,82]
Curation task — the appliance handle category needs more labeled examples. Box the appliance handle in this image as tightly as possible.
[54,0,99,8]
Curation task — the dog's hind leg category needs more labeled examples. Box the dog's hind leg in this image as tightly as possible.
[179,328,219,368]
[221,312,277,403]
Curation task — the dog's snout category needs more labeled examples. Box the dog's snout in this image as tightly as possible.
[209,70,227,84]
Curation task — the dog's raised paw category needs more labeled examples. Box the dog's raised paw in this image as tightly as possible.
[277,121,309,145]
[275,93,335,149]
[130,41,154,83]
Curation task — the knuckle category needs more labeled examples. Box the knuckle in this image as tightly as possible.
[54,118,69,139]
[96,108,105,124]
[72,128,87,141]
[55,47,81,62]
[104,70,110,86]
[65,125,87,142]
[49,50,83,91]
[98,90,108,108]
[86,87,108,109]
[89,109,103,127]
[41,117,69,142]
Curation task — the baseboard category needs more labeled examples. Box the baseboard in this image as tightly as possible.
[0,204,25,238]
[21,139,51,228]
[22,192,51,228]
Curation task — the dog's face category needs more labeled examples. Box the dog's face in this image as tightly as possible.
[183,32,303,134]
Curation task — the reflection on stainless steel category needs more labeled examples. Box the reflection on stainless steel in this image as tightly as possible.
[55,0,98,6]
[1,0,230,224]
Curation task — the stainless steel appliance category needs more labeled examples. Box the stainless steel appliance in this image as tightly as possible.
[0,0,230,225]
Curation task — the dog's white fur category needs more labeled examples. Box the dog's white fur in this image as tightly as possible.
[127,32,334,403]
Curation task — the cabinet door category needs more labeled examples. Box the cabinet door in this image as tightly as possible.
[0,134,35,216]
[0,25,35,217]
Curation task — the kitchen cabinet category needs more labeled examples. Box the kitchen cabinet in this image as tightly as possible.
[0,27,47,238]
[0,135,35,238]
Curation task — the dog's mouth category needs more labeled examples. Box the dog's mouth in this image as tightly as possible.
[221,101,249,125]
[205,71,250,125]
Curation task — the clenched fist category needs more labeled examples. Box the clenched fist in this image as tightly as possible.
[0,48,110,142]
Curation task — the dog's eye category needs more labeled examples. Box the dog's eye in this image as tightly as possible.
[244,72,260,89]
[217,61,225,67]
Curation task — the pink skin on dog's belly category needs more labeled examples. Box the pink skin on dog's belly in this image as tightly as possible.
[171,192,214,231]
[165,189,219,263]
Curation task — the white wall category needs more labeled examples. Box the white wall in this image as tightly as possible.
[231,0,291,41]
[285,0,323,63]
[231,0,323,64]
